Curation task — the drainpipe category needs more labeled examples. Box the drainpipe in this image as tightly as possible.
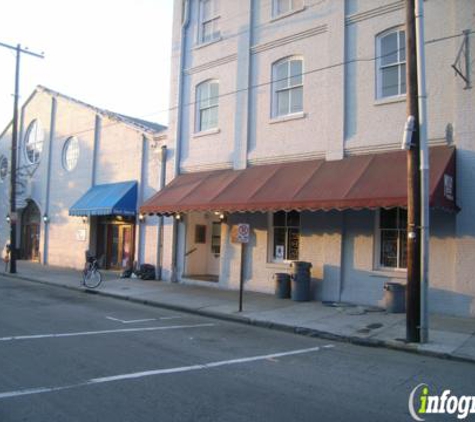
[42,96,56,265]
[156,145,167,280]
[415,0,429,343]
[137,134,147,266]
[171,0,190,282]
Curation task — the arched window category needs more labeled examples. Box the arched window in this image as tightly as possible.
[376,28,406,98]
[62,136,80,171]
[272,57,303,117]
[196,80,219,132]
[24,119,44,164]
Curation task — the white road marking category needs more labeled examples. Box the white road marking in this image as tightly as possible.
[106,316,158,324]
[0,323,215,342]
[0,345,328,399]
[105,315,182,324]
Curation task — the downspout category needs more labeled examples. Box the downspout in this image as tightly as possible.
[415,0,429,343]
[171,0,190,282]
[156,144,167,280]
[137,134,147,266]
[42,96,56,265]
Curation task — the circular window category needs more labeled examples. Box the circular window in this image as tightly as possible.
[62,136,80,171]
[0,155,8,181]
[24,119,44,164]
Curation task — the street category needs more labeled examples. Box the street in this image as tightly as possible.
[0,275,474,422]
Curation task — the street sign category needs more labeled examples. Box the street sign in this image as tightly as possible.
[232,224,250,244]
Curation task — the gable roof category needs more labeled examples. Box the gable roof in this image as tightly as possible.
[35,85,167,135]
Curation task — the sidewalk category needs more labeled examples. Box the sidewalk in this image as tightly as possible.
[3,261,475,364]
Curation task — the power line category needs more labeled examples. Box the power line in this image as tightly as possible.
[3,30,470,143]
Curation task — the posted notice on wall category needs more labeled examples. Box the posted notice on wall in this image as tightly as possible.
[76,229,86,241]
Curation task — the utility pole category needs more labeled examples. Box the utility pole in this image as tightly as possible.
[405,0,421,343]
[0,41,44,274]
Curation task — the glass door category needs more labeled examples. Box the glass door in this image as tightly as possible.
[106,223,134,270]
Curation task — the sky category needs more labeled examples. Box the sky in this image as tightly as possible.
[0,0,174,131]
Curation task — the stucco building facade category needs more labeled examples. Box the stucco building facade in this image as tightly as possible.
[143,0,475,317]
[0,86,167,272]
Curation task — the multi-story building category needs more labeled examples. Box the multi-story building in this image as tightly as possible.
[142,0,475,317]
[0,86,167,270]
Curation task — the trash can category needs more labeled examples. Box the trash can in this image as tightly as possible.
[273,273,291,299]
[384,282,406,313]
[290,261,312,301]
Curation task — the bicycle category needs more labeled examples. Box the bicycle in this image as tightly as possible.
[82,252,103,289]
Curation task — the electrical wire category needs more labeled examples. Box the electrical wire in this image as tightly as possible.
[3,27,472,142]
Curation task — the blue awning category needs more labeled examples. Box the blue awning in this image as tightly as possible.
[69,181,138,217]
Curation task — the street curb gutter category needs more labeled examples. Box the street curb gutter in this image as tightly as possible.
[4,273,475,365]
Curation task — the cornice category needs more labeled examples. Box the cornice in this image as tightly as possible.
[251,25,328,55]
[345,1,404,26]
[185,54,238,75]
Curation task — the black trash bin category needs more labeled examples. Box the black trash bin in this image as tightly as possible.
[273,273,291,299]
[290,261,312,301]
[384,282,406,313]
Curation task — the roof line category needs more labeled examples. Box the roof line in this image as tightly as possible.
[36,85,167,135]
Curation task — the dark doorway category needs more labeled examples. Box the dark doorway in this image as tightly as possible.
[21,201,41,261]
[96,216,135,270]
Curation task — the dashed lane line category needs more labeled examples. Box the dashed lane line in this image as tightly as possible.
[0,323,216,342]
[105,316,183,324]
[0,345,331,399]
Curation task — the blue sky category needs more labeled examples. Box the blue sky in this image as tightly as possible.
[0,0,174,130]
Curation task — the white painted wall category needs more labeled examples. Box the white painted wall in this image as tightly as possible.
[166,0,475,316]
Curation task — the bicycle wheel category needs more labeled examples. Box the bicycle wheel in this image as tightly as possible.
[83,268,102,289]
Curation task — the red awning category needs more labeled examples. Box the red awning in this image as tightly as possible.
[140,146,457,214]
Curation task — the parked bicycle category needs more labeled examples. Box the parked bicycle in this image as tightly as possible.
[82,251,103,289]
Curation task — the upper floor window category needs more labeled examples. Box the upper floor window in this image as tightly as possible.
[376,28,406,99]
[199,0,220,44]
[62,136,80,172]
[271,211,300,261]
[24,119,44,165]
[273,0,303,17]
[378,208,407,269]
[272,57,303,118]
[196,80,219,132]
[0,155,8,181]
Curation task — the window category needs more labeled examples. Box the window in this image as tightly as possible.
[211,222,221,255]
[272,57,303,117]
[195,225,206,244]
[272,211,300,261]
[62,136,80,171]
[196,80,219,132]
[0,155,8,181]
[376,28,406,98]
[379,208,407,269]
[24,119,44,164]
[273,0,303,17]
[199,0,220,44]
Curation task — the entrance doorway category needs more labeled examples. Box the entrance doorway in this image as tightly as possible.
[96,217,135,270]
[20,201,41,261]
[184,213,222,282]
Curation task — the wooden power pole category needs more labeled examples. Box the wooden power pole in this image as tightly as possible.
[0,41,44,273]
[405,0,421,343]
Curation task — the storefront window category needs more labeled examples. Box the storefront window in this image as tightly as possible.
[272,211,300,261]
[379,208,407,269]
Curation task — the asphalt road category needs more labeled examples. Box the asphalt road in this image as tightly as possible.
[0,275,474,422]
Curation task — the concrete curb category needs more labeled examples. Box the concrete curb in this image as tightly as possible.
[4,272,475,365]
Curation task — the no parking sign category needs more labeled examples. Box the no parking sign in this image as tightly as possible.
[232,224,250,244]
